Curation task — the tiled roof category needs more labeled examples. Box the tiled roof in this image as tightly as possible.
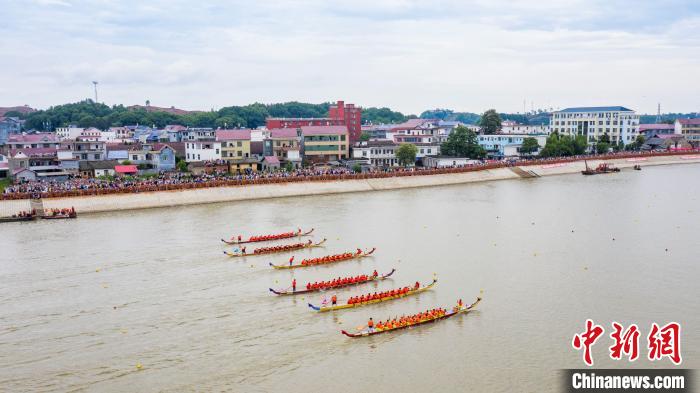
[300,125,348,136]
[639,124,675,131]
[10,147,58,157]
[677,118,700,125]
[263,156,280,164]
[216,129,252,141]
[390,118,435,131]
[558,106,634,113]
[7,133,58,143]
[268,128,299,138]
[115,165,138,173]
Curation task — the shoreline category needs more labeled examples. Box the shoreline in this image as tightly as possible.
[1,154,699,216]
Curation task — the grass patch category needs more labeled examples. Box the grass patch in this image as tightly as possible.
[0,178,11,193]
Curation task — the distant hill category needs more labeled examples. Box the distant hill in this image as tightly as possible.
[0,105,36,117]
[127,104,200,115]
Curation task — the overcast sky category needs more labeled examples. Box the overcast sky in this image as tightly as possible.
[1,0,699,115]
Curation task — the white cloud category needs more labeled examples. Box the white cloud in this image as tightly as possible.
[0,0,698,114]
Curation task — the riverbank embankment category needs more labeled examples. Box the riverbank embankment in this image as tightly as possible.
[1,154,698,216]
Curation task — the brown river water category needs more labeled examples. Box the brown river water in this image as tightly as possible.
[1,164,699,392]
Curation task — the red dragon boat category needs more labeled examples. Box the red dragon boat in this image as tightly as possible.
[221,228,314,245]
[341,297,481,338]
[223,238,326,258]
[269,248,376,269]
[269,268,395,295]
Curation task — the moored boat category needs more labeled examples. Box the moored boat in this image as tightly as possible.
[269,268,396,295]
[582,161,620,175]
[341,297,482,338]
[269,248,376,269]
[0,215,37,223]
[308,278,437,312]
[221,228,314,245]
[41,212,77,220]
[223,238,326,257]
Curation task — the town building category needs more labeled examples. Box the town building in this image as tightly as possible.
[0,117,24,145]
[500,121,550,135]
[79,160,119,178]
[7,148,69,181]
[216,129,252,161]
[56,126,84,140]
[266,100,362,142]
[109,126,133,140]
[61,129,107,161]
[643,134,692,151]
[639,124,675,139]
[360,124,392,140]
[477,134,548,158]
[352,140,399,167]
[263,128,302,168]
[127,143,176,171]
[301,125,349,163]
[550,106,640,145]
[5,133,60,150]
[674,118,700,145]
[185,140,221,162]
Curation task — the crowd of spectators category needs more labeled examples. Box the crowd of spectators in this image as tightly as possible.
[2,149,698,200]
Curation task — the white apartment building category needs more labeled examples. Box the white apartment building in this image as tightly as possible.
[550,106,639,145]
[500,121,550,135]
[55,126,84,140]
[185,140,221,162]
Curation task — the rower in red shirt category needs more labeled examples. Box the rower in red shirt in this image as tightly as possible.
[372,270,378,278]
[292,279,296,292]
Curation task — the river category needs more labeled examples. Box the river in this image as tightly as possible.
[1,164,698,392]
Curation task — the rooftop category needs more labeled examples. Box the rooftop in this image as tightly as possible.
[216,129,252,141]
[677,118,700,125]
[268,128,299,138]
[390,118,436,131]
[301,125,348,136]
[639,124,675,131]
[7,133,58,143]
[557,106,634,113]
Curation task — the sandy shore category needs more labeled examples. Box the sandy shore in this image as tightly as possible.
[1,154,698,216]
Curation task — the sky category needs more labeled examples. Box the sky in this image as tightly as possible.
[1,0,699,115]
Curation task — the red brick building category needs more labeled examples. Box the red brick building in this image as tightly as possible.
[265,100,362,142]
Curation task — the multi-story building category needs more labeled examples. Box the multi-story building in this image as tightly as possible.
[477,134,548,157]
[550,106,640,145]
[674,118,700,145]
[500,121,550,135]
[5,133,60,150]
[0,117,23,145]
[61,129,107,161]
[56,125,84,140]
[263,128,302,167]
[216,129,252,161]
[109,126,133,140]
[266,100,362,143]
[185,140,221,162]
[301,125,349,163]
[127,143,176,171]
[7,148,68,181]
[352,140,399,167]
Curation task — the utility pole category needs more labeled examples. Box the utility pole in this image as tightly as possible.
[655,103,661,123]
[92,81,99,103]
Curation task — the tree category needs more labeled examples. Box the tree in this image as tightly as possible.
[478,109,502,135]
[596,141,610,154]
[284,161,294,172]
[359,132,370,141]
[352,163,362,173]
[176,159,188,172]
[396,143,418,166]
[634,134,646,150]
[441,125,486,159]
[519,137,540,155]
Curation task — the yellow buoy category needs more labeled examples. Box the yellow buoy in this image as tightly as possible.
[95,268,101,272]
[136,363,143,370]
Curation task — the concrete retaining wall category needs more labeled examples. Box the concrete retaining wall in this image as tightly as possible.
[1,155,698,216]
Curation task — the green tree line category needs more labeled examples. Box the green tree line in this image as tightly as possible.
[18,100,416,131]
